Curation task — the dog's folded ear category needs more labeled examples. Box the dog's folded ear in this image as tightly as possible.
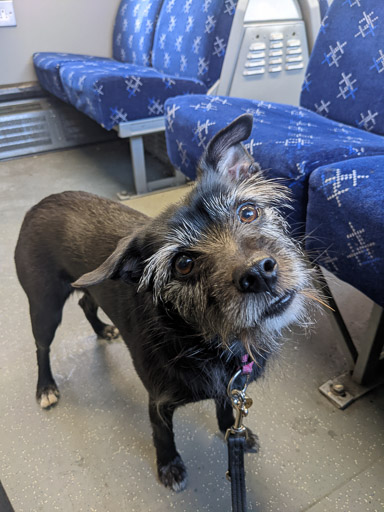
[199,113,261,180]
[72,235,144,289]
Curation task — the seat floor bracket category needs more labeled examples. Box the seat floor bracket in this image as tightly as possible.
[319,370,384,409]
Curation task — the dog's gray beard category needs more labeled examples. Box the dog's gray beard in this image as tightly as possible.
[160,276,318,360]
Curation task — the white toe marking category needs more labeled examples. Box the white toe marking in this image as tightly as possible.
[40,395,50,409]
[172,478,187,492]
[47,391,58,404]
[40,391,59,409]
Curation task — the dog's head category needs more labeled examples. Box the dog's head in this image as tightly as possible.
[73,115,320,354]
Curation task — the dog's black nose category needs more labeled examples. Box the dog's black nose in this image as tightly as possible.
[233,258,278,294]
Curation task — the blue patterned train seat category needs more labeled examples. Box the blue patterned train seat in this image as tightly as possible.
[33,53,107,103]
[58,60,206,130]
[307,157,384,307]
[33,0,237,130]
[164,0,384,310]
[300,0,384,135]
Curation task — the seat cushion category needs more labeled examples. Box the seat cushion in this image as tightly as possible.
[300,0,384,136]
[152,0,237,88]
[164,94,384,228]
[112,0,164,66]
[33,52,106,102]
[306,157,384,306]
[58,59,207,130]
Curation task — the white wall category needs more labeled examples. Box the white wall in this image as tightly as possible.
[0,0,122,86]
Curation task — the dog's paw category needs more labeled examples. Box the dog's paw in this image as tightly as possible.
[245,428,260,453]
[37,385,60,409]
[158,455,187,492]
[99,325,120,341]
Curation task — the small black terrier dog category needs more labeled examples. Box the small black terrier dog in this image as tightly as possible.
[15,114,319,491]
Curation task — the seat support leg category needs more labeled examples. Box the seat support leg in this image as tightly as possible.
[117,132,186,200]
[129,135,148,195]
[352,304,384,384]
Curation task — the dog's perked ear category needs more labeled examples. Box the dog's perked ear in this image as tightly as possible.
[199,113,260,180]
[72,235,145,289]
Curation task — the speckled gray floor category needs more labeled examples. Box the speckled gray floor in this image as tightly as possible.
[1,141,383,512]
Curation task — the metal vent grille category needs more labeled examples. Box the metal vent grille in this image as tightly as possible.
[0,100,46,116]
[0,98,116,160]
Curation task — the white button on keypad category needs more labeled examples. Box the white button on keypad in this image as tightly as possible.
[286,47,302,55]
[270,32,284,41]
[247,51,265,59]
[269,50,283,57]
[287,39,301,47]
[286,55,303,63]
[249,42,266,51]
[245,59,266,68]
[269,57,283,65]
[270,41,283,49]
[269,65,282,73]
[243,68,265,75]
[285,63,304,70]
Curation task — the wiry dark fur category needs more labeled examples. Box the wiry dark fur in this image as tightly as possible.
[15,114,320,491]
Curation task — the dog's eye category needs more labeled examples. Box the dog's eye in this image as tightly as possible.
[237,203,260,224]
[174,254,194,276]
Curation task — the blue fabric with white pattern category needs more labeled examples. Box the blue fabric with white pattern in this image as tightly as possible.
[301,0,384,135]
[33,52,106,103]
[152,0,238,89]
[164,94,384,228]
[112,0,163,66]
[319,0,331,19]
[306,157,384,306]
[58,59,206,129]
[33,0,237,130]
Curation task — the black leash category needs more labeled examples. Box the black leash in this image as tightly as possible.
[227,433,247,511]
[226,360,254,512]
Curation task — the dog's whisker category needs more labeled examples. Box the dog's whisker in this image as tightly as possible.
[299,289,334,311]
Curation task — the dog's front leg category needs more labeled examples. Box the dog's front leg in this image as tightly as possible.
[215,397,236,434]
[148,399,187,492]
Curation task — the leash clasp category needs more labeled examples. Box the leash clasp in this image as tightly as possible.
[225,369,253,440]
[225,367,254,490]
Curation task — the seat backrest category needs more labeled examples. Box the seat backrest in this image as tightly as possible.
[300,0,384,136]
[318,0,330,19]
[112,0,164,66]
[151,0,238,88]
